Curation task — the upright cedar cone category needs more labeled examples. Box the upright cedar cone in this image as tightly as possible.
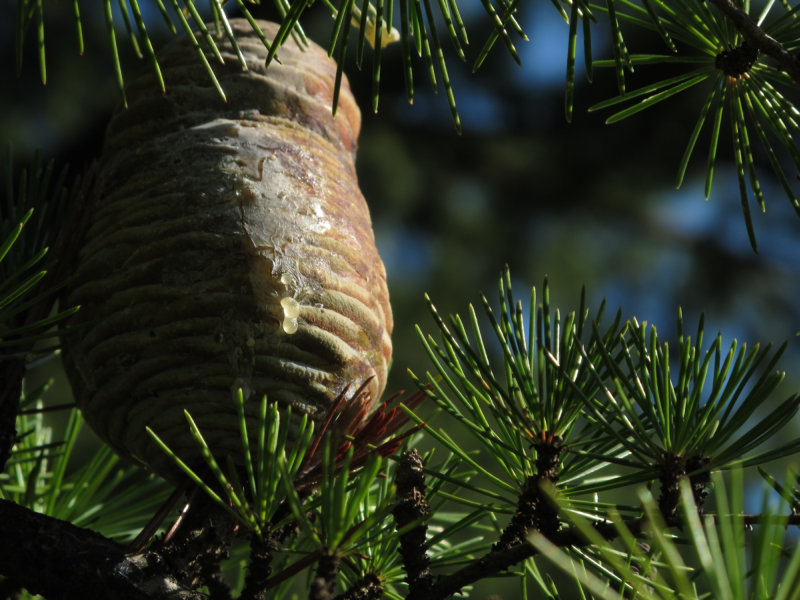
[61,20,392,480]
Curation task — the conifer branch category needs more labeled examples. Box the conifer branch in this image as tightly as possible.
[310,553,341,600]
[392,449,433,599]
[157,494,235,598]
[0,498,208,600]
[709,0,800,85]
[239,532,278,600]
[427,505,800,597]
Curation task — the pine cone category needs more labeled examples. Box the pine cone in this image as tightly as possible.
[61,20,392,480]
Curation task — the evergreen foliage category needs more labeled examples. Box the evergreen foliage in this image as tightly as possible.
[3,2,800,599]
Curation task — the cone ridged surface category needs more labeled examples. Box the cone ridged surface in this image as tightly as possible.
[61,20,392,480]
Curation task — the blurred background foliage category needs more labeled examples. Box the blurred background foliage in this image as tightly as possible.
[2,1,800,596]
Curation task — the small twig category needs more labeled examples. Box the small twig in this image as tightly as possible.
[163,486,199,546]
[709,0,800,86]
[240,530,278,600]
[658,453,686,526]
[494,475,541,551]
[261,549,325,591]
[433,541,538,599]
[687,456,711,514]
[309,553,340,600]
[127,482,193,554]
[17,402,78,414]
[158,494,235,599]
[392,449,434,599]
[431,506,800,598]
[333,573,383,600]
[659,456,712,526]
[432,518,646,598]
[494,437,562,551]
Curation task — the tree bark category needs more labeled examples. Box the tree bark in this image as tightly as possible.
[0,499,207,600]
